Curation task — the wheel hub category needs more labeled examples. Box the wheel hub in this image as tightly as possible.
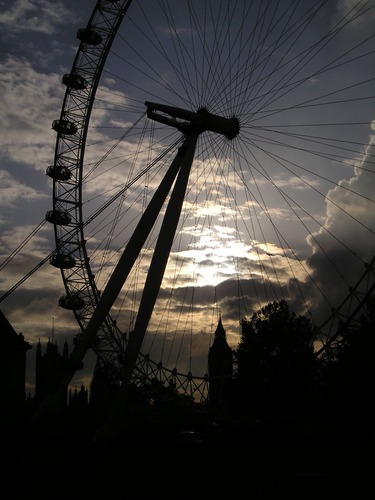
[145,101,240,139]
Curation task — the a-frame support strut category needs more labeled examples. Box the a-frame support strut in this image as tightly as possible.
[119,132,198,383]
[96,132,198,439]
[67,134,197,384]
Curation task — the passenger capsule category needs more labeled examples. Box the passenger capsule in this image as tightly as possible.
[62,72,87,90]
[59,293,85,310]
[46,165,72,181]
[50,253,76,269]
[52,119,77,135]
[45,210,72,226]
[76,28,102,45]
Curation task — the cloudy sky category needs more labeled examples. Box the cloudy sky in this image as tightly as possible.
[1,0,375,397]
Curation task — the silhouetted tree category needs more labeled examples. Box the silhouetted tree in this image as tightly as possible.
[234,300,318,427]
[319,297,375,442]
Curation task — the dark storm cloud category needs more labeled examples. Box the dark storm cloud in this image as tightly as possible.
[306,131,375,315]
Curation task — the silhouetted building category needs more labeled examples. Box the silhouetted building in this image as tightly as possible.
[0,309,32,419]
[89,357,120,422]
[34,337,69,407]
[208,316,233,406]
[69,384,88,410]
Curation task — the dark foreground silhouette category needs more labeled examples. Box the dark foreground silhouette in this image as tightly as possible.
[1,299,374,494]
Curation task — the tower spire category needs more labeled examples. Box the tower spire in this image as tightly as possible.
[208,315,233,407]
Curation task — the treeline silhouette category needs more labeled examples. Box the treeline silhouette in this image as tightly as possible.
[220,298,375,448]
[83,298,374,448]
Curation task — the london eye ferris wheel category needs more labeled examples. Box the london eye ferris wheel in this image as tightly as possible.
[44,0,375,402]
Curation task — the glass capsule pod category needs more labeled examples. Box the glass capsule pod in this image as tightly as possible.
[58,293,85,310]
[46,165,72,181]
[45,210,72,225]
[52,119,78,135]
[50,253,76,269]
[76,28,102,45]
[62,72,87,90]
